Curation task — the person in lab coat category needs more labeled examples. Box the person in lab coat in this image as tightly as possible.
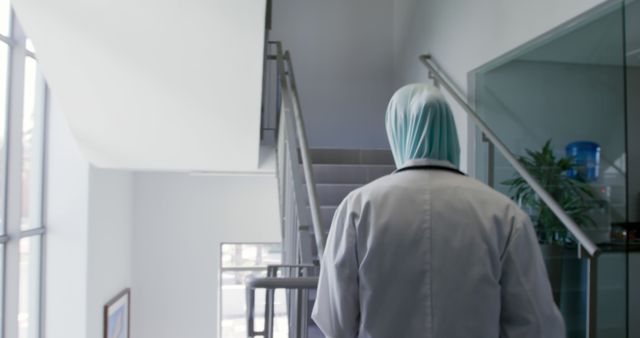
[311,83,565,338]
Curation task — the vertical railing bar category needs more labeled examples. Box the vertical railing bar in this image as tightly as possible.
[586,253,598,338]
[482,133,495,188]
[300,289,309,338]
[277,103,287,243]
[265,288,275,338]
[295,289,304,338]
[283,114,310,258]
[246,287,256,337]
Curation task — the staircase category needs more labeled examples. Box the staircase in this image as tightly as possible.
[303,149,396,338]
[246,41,398,338]
[302,149,396,263]
[250,42,609,338]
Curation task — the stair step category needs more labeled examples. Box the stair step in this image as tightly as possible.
[313,205,337,229]
[305,183,362,206]
[307,164,396,184]
[306,148,394,165]
[308,320,324,338]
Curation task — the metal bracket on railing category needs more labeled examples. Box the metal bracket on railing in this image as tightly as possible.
[578,246,600,338]
[481,133,495,187]
[427,58,440,88]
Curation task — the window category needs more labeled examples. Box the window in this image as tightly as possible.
[1,6,47,338]
[220,243,288,338]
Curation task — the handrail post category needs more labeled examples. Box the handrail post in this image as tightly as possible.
[296,289,309,338]
[481,133,495,187]
[246,287,256,336]
[585,248,598,338]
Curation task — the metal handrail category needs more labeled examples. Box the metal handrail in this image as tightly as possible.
[249,42,323,338]
[420,54,600,258]
[422,54,600,337]
[246,264,318,338]
[246,276,318,289]
[272,41,326,258]
[266,264,318,277]
[246,275,318,338]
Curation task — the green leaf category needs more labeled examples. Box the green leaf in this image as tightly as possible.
[501,139,598,242]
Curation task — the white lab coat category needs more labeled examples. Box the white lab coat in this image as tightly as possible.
[311,158,565,338]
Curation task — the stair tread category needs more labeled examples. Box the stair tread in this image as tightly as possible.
[311,163,396,168]
[313,183,364,187]
[306,163,395,185]
[306,148,394,165]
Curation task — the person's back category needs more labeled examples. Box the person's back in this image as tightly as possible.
[311,84,565,338]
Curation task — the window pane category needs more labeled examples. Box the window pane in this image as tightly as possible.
[221,243,282,268]
[21,56,44,231]
[0,0,10,37]
[220,243,286,338]
[220,270,288,338]
[221,270,265,338]
[19,235,41,338]
[0,42,8,235]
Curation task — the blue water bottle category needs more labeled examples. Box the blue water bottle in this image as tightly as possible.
[566,141,600,182]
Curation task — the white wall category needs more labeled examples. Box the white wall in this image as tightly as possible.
[392,0,607,172]
[270,0,395,150]
[45,97,90,338]
[45,96,134,338]
[131,173,281,338]
[86,168,133,338]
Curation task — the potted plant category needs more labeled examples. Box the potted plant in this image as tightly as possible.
[503,140,596,245]
[502,140,596,304]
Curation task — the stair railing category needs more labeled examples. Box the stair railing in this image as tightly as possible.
[420,54,600,338]
[272,41,325,261]
[246,41,324,338]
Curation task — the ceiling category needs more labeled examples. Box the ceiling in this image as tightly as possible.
[12,0,268,172]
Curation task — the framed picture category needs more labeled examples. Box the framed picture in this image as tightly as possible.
[104,289,130,338]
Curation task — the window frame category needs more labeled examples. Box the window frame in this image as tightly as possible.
[1,8,48,338]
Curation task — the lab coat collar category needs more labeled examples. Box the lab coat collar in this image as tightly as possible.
[394,158,462,174]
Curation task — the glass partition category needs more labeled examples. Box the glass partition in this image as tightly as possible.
[625,1,640,337]
[471,1,632,337]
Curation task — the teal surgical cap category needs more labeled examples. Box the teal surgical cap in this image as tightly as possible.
[386,83,460,168]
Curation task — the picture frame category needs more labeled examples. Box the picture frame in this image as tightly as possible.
[103,288,131,338]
